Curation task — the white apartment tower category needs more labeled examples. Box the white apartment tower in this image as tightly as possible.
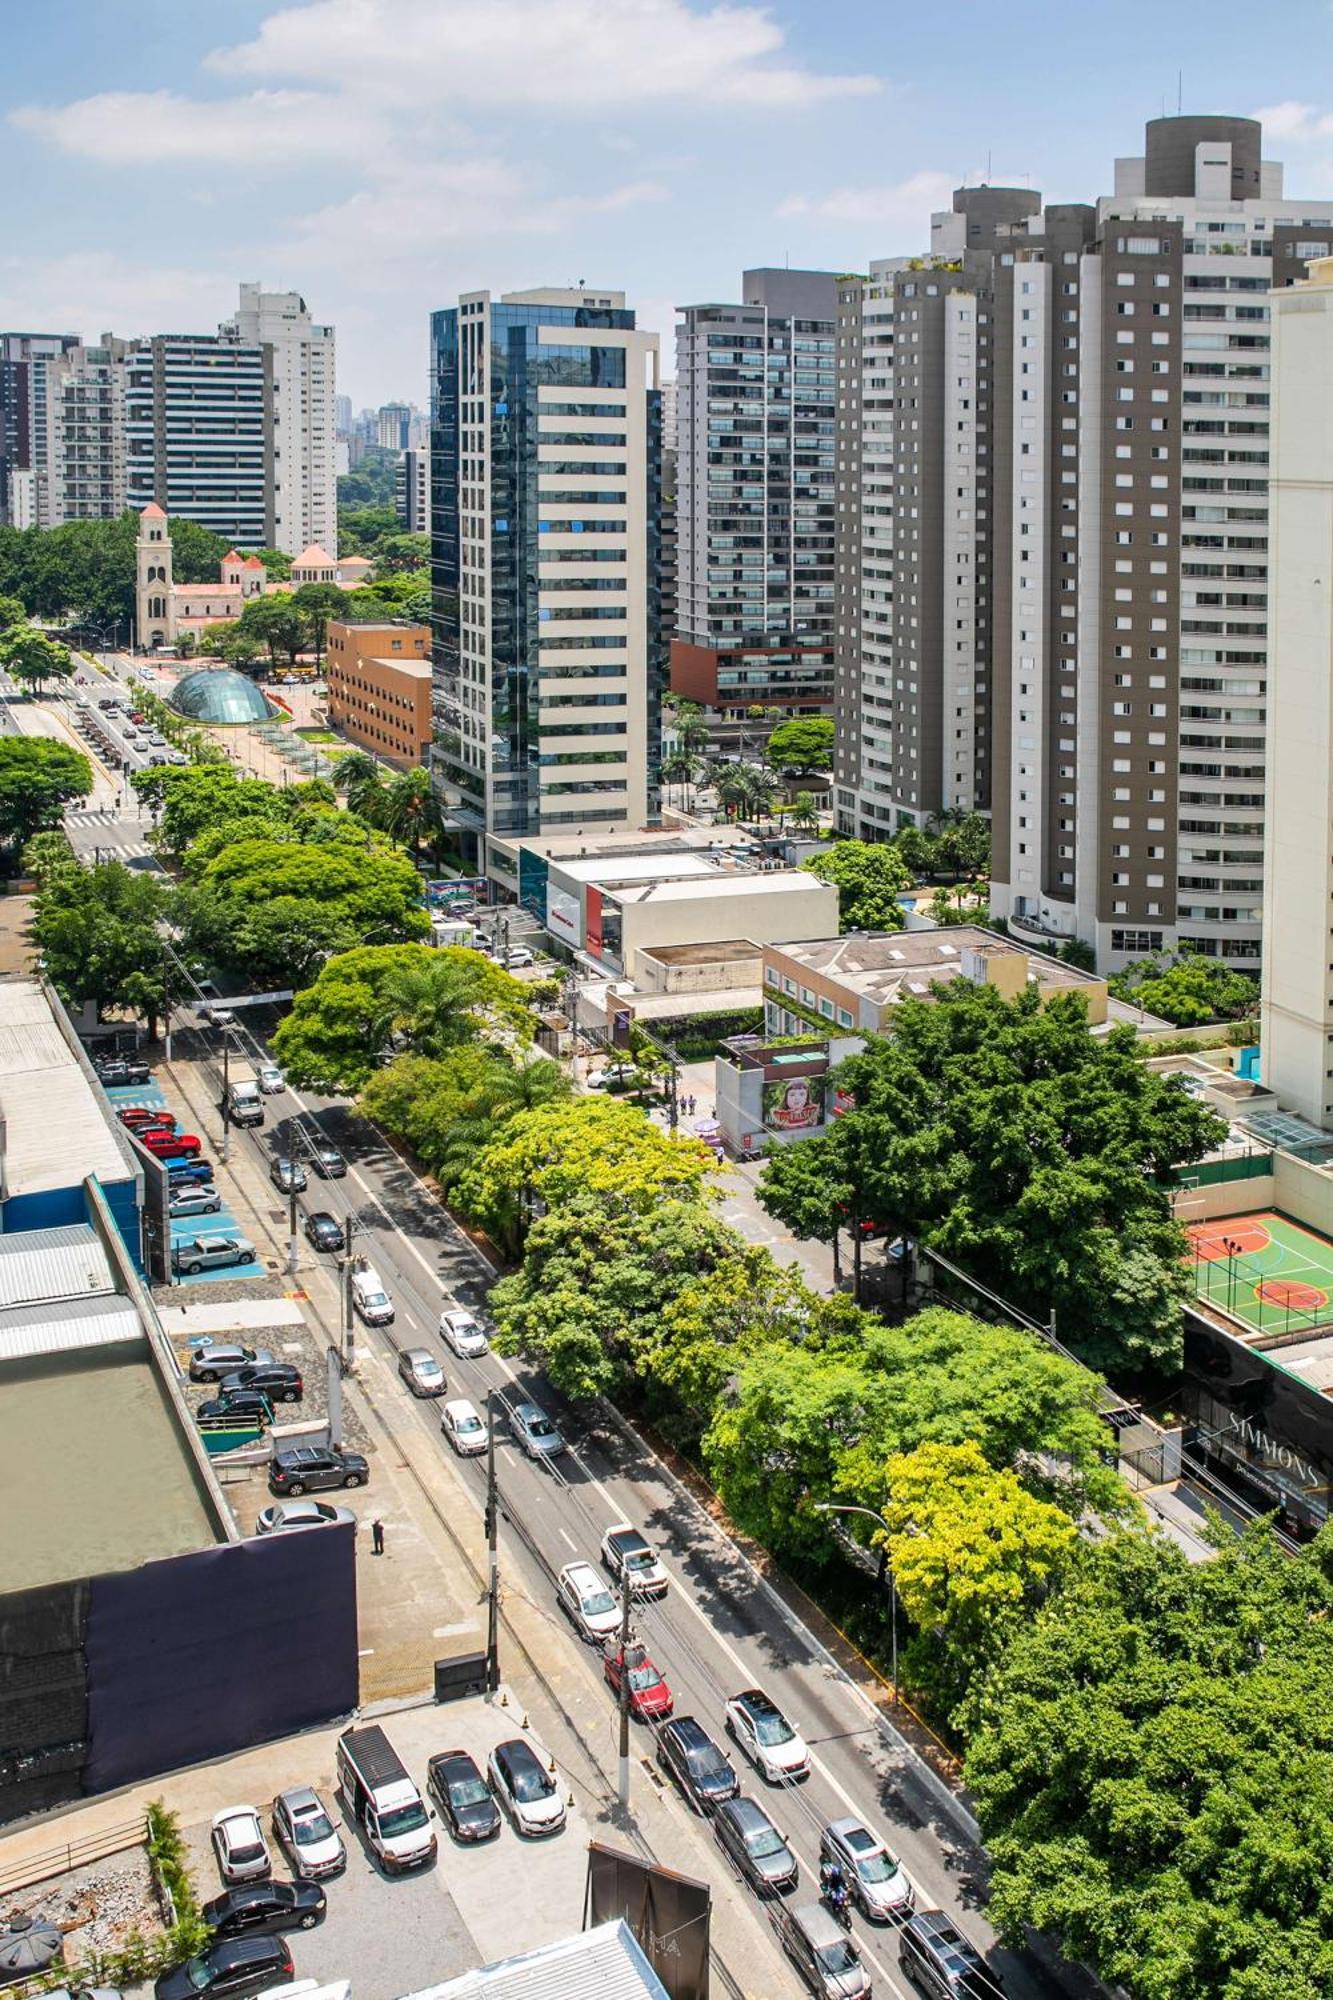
[226,284,338,558]
[1261,254,1333,1124]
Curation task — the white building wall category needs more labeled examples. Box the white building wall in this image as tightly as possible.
[228,284,338,558]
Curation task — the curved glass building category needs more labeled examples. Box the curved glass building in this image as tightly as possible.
[170,669,276,727]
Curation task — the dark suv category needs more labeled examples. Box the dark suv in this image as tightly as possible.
[712,1796,798,1896]
[656,1716,738,1813]
[269,1446,368,1495]
[155,1935,293,2000]
[220,1362,303,1403]
[899,1911,1005,1998]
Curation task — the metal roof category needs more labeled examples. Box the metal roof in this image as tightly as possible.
[0,1223,115,1308]
[402,1924,669,2000]
[0,980,135,1196]
[0,1293,141,1363]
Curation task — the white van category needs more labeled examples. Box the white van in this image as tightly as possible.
[351,1266,395,1326]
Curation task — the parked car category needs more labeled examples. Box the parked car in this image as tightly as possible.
[201,1881,325,1940]
[487,1738,566,1838]
[198,1390,271,1424]
[439,1307,488,1357]
[270,1786,346,1879]
[440,1398,487,1455]
[269,1156,307,1194]
[168,1159,215,1187]
[656,1716,739,1814]
[219,1362,303,1403]
[772,1902,872,1999]
[501,946,535,969]
[899,1911,1004,1998]
[304,1210,344,1252]
[427,1751,502,1843]
[257,1064,285,1093]
[93,1057,151,1087]
[712,1796,799,1896]
[509,1400,565,1462]
[556,1561,621,1643]
[725,1689,810,1784]
[820,1815,915,1922]
[189,1344,274,1384]
[211,1806,271,1883]
[600,1522,668,1598]
[154,1936,293,2000]
[603,1641,673,1721]
[169,1186,222,1219]
[142,1128,202,1160]
[269,1446,368,1495]
[172,1236,256,1276]
[119,1105,175,1129]
[398,1348,446,1397]
[256,1501,357,1537]
[308,1144,347,1178]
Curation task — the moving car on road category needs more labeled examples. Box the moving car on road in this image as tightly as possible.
[269,1446,368,1496]
[351,1267,394,1325]
[308,1144,347,1178]
[398,1348,446,1397]
[211,1807,271,1883]
[487,1738,566,1839]
[712,1796,799,1896]
[600,1523,668,1598]
[439,1306,488,1357]
[656,1716,738,1814]
[426,1751,501,1844]
[773,1902,872,1999]
[725,1689,811,1784]
[257,1064,285,1093]
[154,1936,292,2000]
[271,1786,346,1879]
[256,1502,357,1537]
[603,1641,673,1721]
[172,1236,256,1277]
[898,1911,1005,1998]
[556,1561,621,1644]
[201,1881,325,1940]
[440,1398,486,1455]
[269,1157,307,1194]
[820,1816,915,1922]
[303,1211,343,1253]
[509,1400,565,1462]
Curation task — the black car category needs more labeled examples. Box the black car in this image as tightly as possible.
[656,1716,739,1814]
[154,1935,294,2000]
[308,1145,347,1178]
[198,1389,272,1423]
[94,1056,151,1086]
[899,1911,1005,1998]
[202,1880,325,1940]
[713,1796,799,1896]
[220,1362,303,1403]
[427,1751,502,1842]
[304,1210,344,1252]
[269,1445,368,1495]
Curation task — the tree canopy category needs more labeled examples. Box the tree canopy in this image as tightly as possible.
[360,1044,567,1190]
[765,715,835,774]
[799,839,909,932]
[30,859,180,1037]
[0,737,92,850]
[0,628,73,695]
[0,513,255,627]
[966,1525,1333,2000]
[758,983,1226,1373]
[1110,947,1259,1027]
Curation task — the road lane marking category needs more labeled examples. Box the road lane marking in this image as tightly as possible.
[558,1529,577,1551]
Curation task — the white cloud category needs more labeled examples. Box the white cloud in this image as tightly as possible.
[0,252,236,340]
[11,88,373,165]
[778,170,956,229]
[1253,100,1333,142]
[206,0,878,108]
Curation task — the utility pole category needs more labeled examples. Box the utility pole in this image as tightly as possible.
[341,1215,356,1373]
[485,1388,500,1694]
[220,1032,232,1164]
[616,1572,633,1811]
[162,940,173,1064]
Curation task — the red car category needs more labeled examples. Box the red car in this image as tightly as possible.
[120,1107,176,1131]
[603,1642,673,1721]
[139,1127,202,1159]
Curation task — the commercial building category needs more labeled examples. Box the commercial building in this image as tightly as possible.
[0,330,79,526]
[1260,252,1333,1125]
[674,269,839,721]
[126,329,271,546]
[42,337,135,524]
[378,401,412,450]
[430,285,664,856]
[760,924,1109,1038]
[982,114,1333,975]
[397,446,429,532]
[327,618,433,767]
[224,284,338,558]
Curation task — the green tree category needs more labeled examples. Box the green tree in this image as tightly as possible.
[382,766,444,862]
[0,737,92,850]
[660,750,701,812]
[271,943,433,1092]
[800,840,909,932]
[715,761,773,824]
[379,947,534,1060]
[31,860,177,1037]
[765,715,835,774]
[215,627,265,675]
[0,628,73,696]
[880,1439,1079,1722]
[237,593,311,668]
[375,533,431,574]
[290,583,351,669]
[966,1525,1333,2000]
[1110,947,1259,1027]
[893,824,936,881]
[0,593,28,635]
[21,829,76,888]
[241,546,293,582]
[361,1045,568,1187]
[787,791,820,834]
[669,700,710,756]
[336,750,389,827]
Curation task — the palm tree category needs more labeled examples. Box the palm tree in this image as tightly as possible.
[661,750,700,812]
[336,750,389,828]
[731,761,774,826]
[382,766,445,864]
[382,953,494,1059]
[788,791,820,834]
[431,1054,571,1189]
[668,698,710,759]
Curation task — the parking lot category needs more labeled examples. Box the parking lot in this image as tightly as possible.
[104,1076,256,1286]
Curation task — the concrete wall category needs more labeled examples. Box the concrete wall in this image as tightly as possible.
[619,879,837,980]
[1274,1152,1333,1237]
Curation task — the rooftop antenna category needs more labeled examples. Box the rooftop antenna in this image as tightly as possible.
[1177,70,1183,115]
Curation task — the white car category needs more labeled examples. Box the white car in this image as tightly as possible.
[441,1397,488,1456]
[502,946,534,969]
[587,1063,639,1092]
[488,1738,566,1839]
[439,1307,489,1357]
[725,1689,810,1784]
[255,1500,357,1535]
[556,1561,622,1643]
[211,1805,272,1882]
[257,1063,285,1093]
[271,1785,346,1880]
[600,1522,669,1598]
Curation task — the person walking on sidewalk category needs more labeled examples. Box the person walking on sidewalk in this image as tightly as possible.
[371,1519,385,1556]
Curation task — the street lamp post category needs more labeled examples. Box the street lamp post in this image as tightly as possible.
[815,1501,898,1703]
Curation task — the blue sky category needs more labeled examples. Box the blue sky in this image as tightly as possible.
[4,0,1333,406]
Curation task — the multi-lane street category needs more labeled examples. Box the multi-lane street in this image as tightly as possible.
[164,1008,1088,2000]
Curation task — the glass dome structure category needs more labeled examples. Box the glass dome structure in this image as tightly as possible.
[170,669,276,726]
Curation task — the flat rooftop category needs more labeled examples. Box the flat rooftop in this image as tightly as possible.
[769,926,1104,1001]
[639,939,761,966]
[0,1343,220,1592]
[365,658,432,680]
[499,827,759,865]
[613,871,828,905]
[0,980,135,1197]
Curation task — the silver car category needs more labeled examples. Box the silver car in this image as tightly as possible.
[439,1307,488,1357]
[820,1815,915,1921]
[509,1400,565,1461]
[272,1785,346,1879]
[398,1348,446,1397]
[189,1343,274,1384]
[255,1500,357,1536]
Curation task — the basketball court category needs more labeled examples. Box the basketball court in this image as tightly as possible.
[1185,1211,1333,1338]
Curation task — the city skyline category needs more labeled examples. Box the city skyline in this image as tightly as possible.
[4,0,1333,404]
